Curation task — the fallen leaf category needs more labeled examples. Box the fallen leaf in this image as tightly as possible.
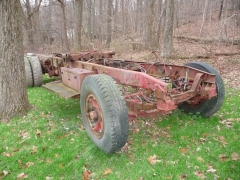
[82,170,90,180]
[132,128,140,134]
[2,152,13,157]
[59,163,64,169]
[147,155,161,165]
[180,174,188,179]
[3,170,9,176]
[0,170,9,178]
[19,131,30,139]
[194,171,206,179]
[103,168,112,176]
[214,174,220,179]
[30,146,38,154]
[36,129,41,136]
[199,138,206,143]
[46,176,54,180]
[121,141,130,152]
[206,166,217,173]
[231,153,239,161]
[217,126,221,132]
[13,148,20,152]
[197,157,204,162]
[219,154,228,161]
[55,154,59,158]
[26,162,34,168]
[196,147,201,152]
[219,136,228,146]
[46,158,52,164]
[18,160,24,168]
[17,172,28,179]
[180,148,188,154]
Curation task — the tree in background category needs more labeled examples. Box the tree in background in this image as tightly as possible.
[57,0,70,52]
[73,0,83,51]
[161,0,174,57]
[0,0,30,121]
[18,0,239,55]
[106,0,113,48]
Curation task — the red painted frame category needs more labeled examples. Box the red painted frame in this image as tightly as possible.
[39,51,217,118]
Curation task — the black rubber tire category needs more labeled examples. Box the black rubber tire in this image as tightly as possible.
[180,62,225,117]
[24,57,33,87]
[80,74,129,154]
[28,55,42,87]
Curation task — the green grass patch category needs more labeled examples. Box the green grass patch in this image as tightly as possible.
[0,78,239,179]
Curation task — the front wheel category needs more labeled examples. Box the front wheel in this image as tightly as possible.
[180,62,225,117]
[80,74,129,154]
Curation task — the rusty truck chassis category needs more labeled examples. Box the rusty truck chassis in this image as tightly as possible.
[40,51,217,118]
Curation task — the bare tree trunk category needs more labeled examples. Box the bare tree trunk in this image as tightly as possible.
[34,0,40,50]
[199,0,209,36]
[113,0,119,39]
[121,0,126,34]
[73,0,83,51]
[106,0,112,48]
[145,0,155,49]
[87,0,93,41]
[0,0,30,121]
[161,0,174,57]
[23,0,42,51]
[139,0,143,35]
[155,1,164,48]
[219,0,224,20]
[57,0,70,52]
[48,0,53,48]
[99,1,103,42]
[25,0,34,48]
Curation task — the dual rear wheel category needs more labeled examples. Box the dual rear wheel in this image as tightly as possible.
[24,54,43,87]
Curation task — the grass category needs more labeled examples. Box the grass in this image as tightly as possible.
[0,77,239,179]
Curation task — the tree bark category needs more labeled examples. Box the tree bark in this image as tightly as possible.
[23,0,42,50]
[219,0,224,20]
[145,0,155,49]
[106,0,112,48]
[86,0,93,41]
[161,0,174,57]
[73,0,83,51]
[57,0,70,52]
[0,0,30,121]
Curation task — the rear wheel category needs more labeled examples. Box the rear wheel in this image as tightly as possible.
[80,74,129,154]
[180,62,225,117]
[28,55,43,87]
[24,57,33,87]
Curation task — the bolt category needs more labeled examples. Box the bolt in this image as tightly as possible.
[89,111,98,120]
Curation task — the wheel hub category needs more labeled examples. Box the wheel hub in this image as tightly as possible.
[85,94,104,138]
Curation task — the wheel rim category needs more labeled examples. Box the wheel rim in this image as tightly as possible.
[85,93,104,138]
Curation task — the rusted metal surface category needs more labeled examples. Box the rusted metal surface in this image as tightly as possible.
[42,80,79,99]
[85,94,104,138]
[40,50,218,118]
[38,51,115,77]
[61,68,95,91]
